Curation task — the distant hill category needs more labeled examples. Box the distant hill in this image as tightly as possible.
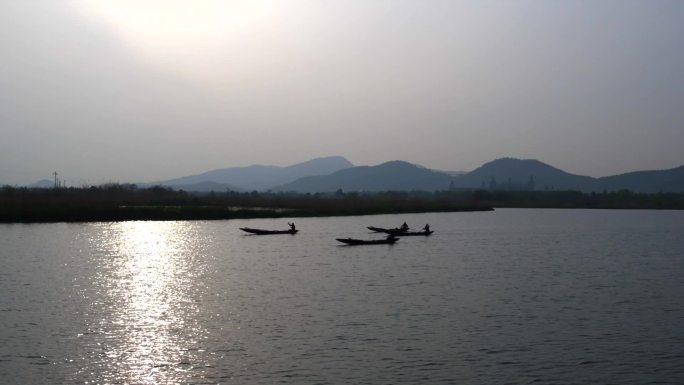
[156,156,353,191]
[274,161,453,193]
[28,179,55,189]
[451,158,684,193]
[597,166,684,193]
[452,158,599,191]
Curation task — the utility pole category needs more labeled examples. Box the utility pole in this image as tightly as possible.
[53,171,58,189]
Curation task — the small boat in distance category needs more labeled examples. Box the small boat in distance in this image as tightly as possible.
[336,237,399,245]
[240,227,298,235]
[367,226,405,233]
[368,223,432,236]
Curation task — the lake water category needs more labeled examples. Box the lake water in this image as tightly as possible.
[1,209,683,384]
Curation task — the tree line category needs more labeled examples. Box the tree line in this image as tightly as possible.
[0,184,490,222]
[1,184,681,222]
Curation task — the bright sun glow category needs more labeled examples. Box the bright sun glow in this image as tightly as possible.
[75,0,281,83]
[78,0,276,44]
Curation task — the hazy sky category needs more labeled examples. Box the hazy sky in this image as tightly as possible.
[2,0,683,185]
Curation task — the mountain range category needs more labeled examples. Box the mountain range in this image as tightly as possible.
[273,161,453,193]
[157,156,684,193]
[22,156,684,193]
[154,156,353,192]
[450,158,684,193]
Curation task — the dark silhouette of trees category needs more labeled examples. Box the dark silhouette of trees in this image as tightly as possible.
[1,184,681,223]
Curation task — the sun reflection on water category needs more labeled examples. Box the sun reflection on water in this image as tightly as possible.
[98,221,209,384]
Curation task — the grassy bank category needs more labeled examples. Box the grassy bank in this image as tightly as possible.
[3,185,681,223]
[0,185,492,223]
[472,189,684,210]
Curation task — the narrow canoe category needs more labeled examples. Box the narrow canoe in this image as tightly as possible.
[367,226,406,233]
[240,227,298,235]
[336,237,399,245]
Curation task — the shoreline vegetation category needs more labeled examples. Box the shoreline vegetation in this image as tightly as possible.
[1,184,682,223]
[0,185,491,223]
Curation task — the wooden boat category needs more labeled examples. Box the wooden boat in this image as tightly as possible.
[367,226,406,234]
[385,229,433,236]
[240,227,298,235]
[336,237,399,245]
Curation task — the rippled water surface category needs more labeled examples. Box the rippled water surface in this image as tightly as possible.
[1,209,684,384]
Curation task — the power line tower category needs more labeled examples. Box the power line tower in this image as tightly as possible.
[53,171,58,189]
